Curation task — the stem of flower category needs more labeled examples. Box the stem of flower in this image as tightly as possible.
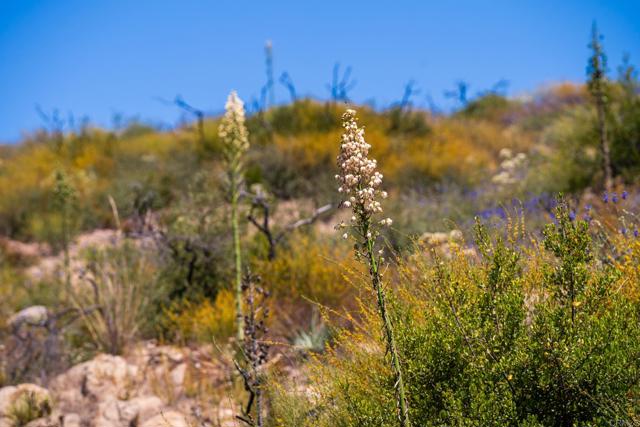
[231,182,244,342]
[363,219,411,427]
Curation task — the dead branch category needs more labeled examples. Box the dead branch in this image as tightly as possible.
[246,191,332,260]
[174,96,205,145]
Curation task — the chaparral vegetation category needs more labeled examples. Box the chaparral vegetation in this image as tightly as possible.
[1,23,640,427]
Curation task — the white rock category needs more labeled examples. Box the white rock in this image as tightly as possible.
[140,410,189,427]
[0,386,18,416]
[61,413,80,427]
[24,414,60,427]
[8,306,48,329]
[169,364,186,388]
[95,396,163,427]
[51,354,138,403]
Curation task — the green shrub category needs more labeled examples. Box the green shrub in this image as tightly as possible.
[270,198,640,426]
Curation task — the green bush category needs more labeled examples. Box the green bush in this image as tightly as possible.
[270,199,640,426]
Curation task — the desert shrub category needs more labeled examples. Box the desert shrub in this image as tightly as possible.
[0,125,200,244]
[609,79,640,181]
[459,93,520,124]
[614,231,640,301]
[261,99,341,136]
[249,102,522,198]
[270,199,640,426]
[381,118,531,190]
[162,289,236,344]
[532,106,600,193]
[0,261,64,327]
[517,83,588,132]
[531,79,640,194]
[385,107,431,136]
[255,232,359,311]
[0,258,73,384]
[154,169,232,303]
[250,132,340,199]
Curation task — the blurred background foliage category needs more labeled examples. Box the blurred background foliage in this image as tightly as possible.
[1,77,638,247]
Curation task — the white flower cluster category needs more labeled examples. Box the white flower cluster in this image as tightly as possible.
[492,148,527,186]
[336,109,391,236]
[218,91,249,160]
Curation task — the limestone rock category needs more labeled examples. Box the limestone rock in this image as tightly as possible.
[51,354,138,404]
[95,395,163,427]
[61,413,80,427]
[23,413,60,427]
[140,410,189,427]
[7,306,49,330]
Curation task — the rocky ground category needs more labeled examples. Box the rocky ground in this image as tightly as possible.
[0,221,476,427]
[0,341,245,427]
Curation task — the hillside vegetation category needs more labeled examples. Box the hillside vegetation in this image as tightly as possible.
[1,55,640,426]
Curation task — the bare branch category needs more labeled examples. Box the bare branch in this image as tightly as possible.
[173,95,205,145]
[246,190,333,260]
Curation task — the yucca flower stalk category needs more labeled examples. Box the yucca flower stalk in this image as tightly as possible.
[335,109,410,427]
[219,91,250,342]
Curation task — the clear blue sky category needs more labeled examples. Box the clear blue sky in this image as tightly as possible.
[0,0,638,142]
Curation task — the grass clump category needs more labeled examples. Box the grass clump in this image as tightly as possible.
[69,240,162,355]
[7,390,52,427]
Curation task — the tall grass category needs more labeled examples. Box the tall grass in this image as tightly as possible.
[69,241,159,355]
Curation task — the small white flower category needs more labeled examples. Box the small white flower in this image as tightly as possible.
[219,91,249,160]
[380,218,393,226]
[343,233,349,239]
[335,109,393,241]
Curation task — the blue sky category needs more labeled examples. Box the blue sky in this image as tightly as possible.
[0,0,638,142]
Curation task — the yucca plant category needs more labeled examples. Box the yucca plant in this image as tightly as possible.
[219,91,250,341]
[335,109,410,426]
[71,241,158,355]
